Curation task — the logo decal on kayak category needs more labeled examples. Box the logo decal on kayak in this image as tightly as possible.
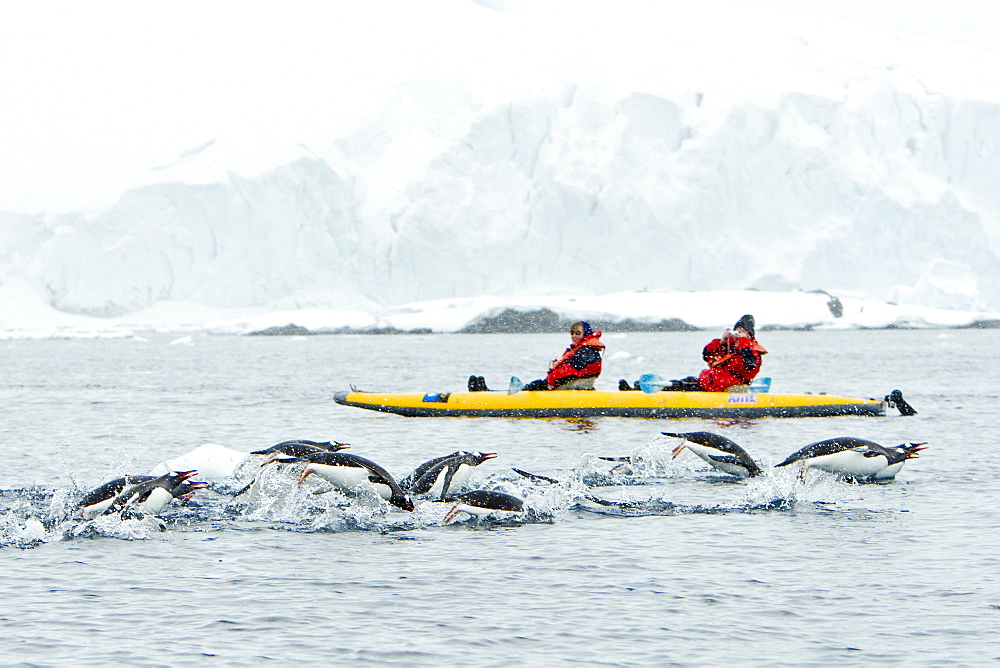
[727,393,757,404]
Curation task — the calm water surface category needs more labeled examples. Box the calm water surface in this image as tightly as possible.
[1,329,998,665]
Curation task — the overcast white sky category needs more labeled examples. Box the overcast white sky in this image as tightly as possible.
[739,0,999,53]
[1,0,997,214]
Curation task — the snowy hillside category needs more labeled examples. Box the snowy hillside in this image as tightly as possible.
[1,0,998,334]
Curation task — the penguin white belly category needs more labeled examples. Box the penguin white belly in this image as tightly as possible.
[419,469,448,498]
[135,487,175,515]
[413,463,474,498]
[684,444,751,478]
[307,464,374,492]
[872,461,905,480]
[443,491,524,523]
[442,464,474,494]
[444,502,521,523]
[368,481,394,501]
[809,450,888,478]
[455,503,516,519]
[80,498,114,516]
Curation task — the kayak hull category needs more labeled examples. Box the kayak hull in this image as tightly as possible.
[333,390,886,419]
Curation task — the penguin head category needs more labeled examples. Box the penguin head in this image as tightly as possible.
[391,492,415,512]
[173,480,209,500]
[896,442,927,458]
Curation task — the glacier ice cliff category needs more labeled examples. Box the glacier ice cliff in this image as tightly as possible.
[1,2,998,323]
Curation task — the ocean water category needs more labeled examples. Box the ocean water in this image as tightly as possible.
[1,329,998,665]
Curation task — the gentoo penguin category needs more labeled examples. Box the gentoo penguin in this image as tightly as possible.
[775,437,927,482]
[101,470,206,516]
[399,452,464,489]
[442,490,524,523]
[78,472,207,516]
[663,431,764,478]
[79,475,158,515]
[405,451,497,499]
[251,439,350,459]
[254,440,351,468]
[229,441,352,496]
[295,452,415,511]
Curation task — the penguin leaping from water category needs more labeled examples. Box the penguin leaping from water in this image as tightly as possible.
[775,437,927,482]
[98,470,207,517]
[399,451,464,489]
[663,431,764,478]
[442,490,524,523]
[403,451,497,500]
[252,439,350,463]
[294,452,415,511]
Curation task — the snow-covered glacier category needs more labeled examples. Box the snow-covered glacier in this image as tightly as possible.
[1,1,998,332]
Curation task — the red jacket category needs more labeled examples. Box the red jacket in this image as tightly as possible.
[546,331,605,389]
[698,333,767,392]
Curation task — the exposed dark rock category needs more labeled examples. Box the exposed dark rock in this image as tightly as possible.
[459,308,563,333]
[340,326,434,335]
[245,307,996,335]
[459,308,698,333]
[586,317,698,333]
[247,323,432,336]
[247,324,313,336]
[758,323,816,331]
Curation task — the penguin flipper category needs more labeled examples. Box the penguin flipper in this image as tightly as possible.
[511,468,561,485]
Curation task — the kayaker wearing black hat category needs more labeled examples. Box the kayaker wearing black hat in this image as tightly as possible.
[696,314,767,391]
[622,314,767,392]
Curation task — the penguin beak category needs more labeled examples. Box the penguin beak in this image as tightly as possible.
[176,469,199,480]
[906,442,928,457]
[481,453,497,460]
[671,444,687,459]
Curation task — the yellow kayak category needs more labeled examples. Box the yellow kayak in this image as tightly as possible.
[333,389,890,419]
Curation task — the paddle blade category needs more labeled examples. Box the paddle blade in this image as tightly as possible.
[508,376,525,395]
[637,373,667,394]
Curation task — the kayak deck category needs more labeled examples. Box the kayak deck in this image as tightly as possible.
[333,389,886,419]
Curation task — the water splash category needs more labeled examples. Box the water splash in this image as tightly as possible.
[0,437,914,548]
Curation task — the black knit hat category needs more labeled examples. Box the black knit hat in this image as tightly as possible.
[734,314,755,338]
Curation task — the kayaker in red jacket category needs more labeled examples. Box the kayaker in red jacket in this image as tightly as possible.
[523,321,605,391]
[467,321,606,392]
[620,314,767,392]
[697,314,767,391]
